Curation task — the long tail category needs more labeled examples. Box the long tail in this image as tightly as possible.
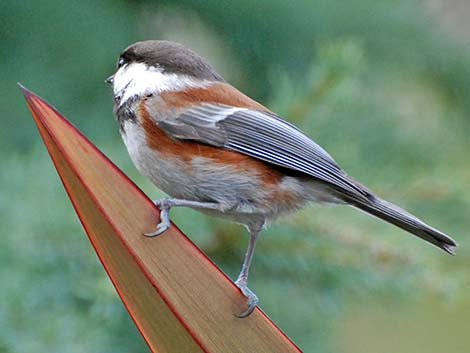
[340,191,457,255]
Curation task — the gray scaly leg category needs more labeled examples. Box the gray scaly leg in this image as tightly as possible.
[235,222,263,318]
[145,198,222,237]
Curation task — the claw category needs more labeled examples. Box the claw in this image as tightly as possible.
[144,221,170,237]
[144,198,171,237]
[234,279,259,318]
[153,199,164,208]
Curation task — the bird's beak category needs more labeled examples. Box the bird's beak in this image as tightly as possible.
[105,75,114,85]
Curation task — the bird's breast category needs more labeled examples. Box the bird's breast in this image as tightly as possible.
[118,97,319,221]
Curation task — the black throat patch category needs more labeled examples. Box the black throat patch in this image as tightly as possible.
[114,95,139,132]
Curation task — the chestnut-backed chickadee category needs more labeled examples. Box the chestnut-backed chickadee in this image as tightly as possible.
[106,40,457,317]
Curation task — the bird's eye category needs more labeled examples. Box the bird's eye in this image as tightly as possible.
[117,57,125,68]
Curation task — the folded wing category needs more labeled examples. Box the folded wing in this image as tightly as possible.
[154,102,372,199]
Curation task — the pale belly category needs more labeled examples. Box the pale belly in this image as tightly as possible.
[120,120,337,223]
[121,121,273,210]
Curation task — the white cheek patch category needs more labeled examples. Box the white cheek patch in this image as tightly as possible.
[113,62,209,106]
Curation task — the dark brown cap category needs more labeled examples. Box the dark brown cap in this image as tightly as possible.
[119,40,224,82]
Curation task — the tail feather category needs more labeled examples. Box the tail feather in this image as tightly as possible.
[343,193,457,255]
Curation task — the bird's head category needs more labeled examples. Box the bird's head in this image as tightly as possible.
[106,40,224,107]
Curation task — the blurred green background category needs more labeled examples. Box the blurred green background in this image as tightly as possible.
[1,0,469,352]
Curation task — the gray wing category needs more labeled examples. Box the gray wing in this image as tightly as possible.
[157,103,371,198]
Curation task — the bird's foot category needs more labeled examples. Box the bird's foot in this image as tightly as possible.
[234,278,258,318]
[144,198,172,237]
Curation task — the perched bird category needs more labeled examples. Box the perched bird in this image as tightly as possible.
[106,40,457,317]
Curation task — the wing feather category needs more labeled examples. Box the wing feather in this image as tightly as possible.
[155,102,371,198]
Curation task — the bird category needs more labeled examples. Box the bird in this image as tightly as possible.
[106,40,457,317]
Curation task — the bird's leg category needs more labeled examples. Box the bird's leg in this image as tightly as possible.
[144,198,224,237]
[235,223,263,318]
